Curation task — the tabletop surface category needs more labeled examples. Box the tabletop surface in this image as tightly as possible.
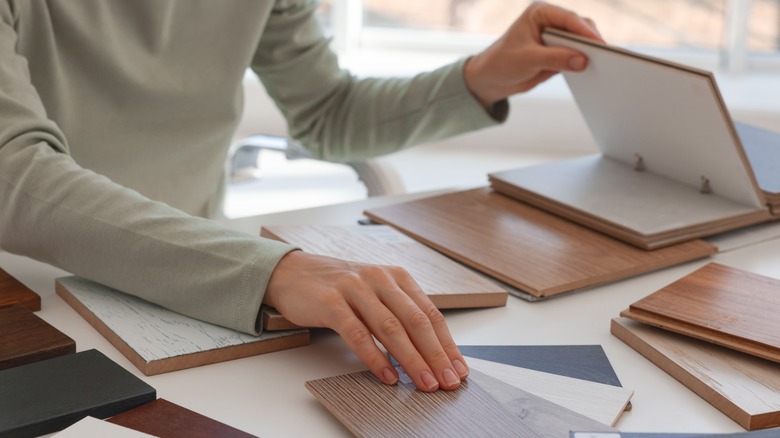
[5,189,780,437]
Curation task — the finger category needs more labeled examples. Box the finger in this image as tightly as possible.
[371,266,462,390]
[390,268,469,381]
[329,303,401,386]
[532,3,603,42]
[344,273,449,392]
[526,46,588,73]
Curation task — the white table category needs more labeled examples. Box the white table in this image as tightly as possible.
[5,190,780,437]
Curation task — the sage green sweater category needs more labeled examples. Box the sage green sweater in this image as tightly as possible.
[0,0,502,334]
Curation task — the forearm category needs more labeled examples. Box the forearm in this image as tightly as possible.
[0,141,295,334]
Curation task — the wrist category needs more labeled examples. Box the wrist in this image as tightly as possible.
[464,55,500,107]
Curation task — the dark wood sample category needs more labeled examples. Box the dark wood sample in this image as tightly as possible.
[0,267,40,311]
[0,349,156,438]
[108,399,256,438]
[364,187,716,299]
[306,368,614,437]
[0,305,75,371]
[612,317,780,431]
[621,262,780,364]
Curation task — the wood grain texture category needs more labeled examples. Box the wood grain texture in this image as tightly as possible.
[55,276,310,376]
[612,317,780,430]
[621,263,780,364]
[54,417,155,437]
[306,368,614,437]
[0,349,156,438]
[364,188,716,298]
[261,224,507,309]
[0,267,40,311]
[0,305,75,371]
[464,356,633,426]
[107,399,256,438]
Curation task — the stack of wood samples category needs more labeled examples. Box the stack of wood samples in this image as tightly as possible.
[612,317,780,430]
[620,263,780,363]
[0,349,156,437]
[364,187,716,300]
[306,367,615,437]
[0,267,40,311]
[56,276,310,376]
[261,224,507,309]
[0,305,75,371]
[489,29,773,250]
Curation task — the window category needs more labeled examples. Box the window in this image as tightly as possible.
[319,0,780,74]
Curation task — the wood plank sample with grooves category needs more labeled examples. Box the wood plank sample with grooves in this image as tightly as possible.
[261,224,507,309]
[621,262,780,364]
[364,188,716,299]
[0,349,156,438]
[0,267,41,311]
[306,368,614,438]
[0,305,76,370]
[56,276,310,376]
[612,317,780,430]
[108,399,257,438]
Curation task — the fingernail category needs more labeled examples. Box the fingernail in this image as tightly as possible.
[568,56,586,70]
[452,359,469,379]
[421,370,439,391]
[443,368,460,387]
[382,367,398,385]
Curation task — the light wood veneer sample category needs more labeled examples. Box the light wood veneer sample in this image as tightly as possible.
[56,276,309,376]
[262,224,507,309]
[621,262,780,364]
[612,317,780,430]
[365,188,716,299]
[306,368,614,437]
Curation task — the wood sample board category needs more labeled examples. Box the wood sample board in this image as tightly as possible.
[56,276,310,376]
[0,305,75,371]
[107,399,257,438]
[306,368,614,437]
[463,355,633,426]
[612,317,780,430]
[261,224,507,309]
[0,349,156,438]
[0,267,40,311]
[620,263,780,364]
[488,29,772,249]
[364,187,716,299]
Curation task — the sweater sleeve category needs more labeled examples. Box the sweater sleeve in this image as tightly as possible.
[251,0,508,162]
[0,4,295,335]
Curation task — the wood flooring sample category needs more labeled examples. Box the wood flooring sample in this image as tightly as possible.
[464,356,632,426]
[306,368,614,437]
[0,349,156,438]
[0,305,75,370]
[0,267,40,311]
[108,399,256,438]
[621,263,780,364]
[612,317,780,430]
[365,188,716,299]
[262,224,507,309]
[54,417,155,437]
[56,276,310,376]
